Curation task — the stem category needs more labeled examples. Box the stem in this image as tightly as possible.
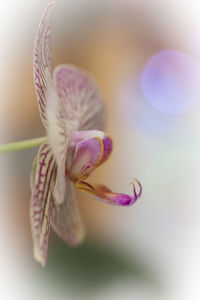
[0,136,48,154]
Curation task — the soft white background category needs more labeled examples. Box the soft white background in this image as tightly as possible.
[1,1,200,299]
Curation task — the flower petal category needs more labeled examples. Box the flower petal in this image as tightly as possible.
[68,137,104,182]
[45,77,70,204]
[50,178,85,246]
[33,2,55,127]
[30,143,56,266]
[70,130,105,149]
[53,65,106,131]
[76,179,142,206]
[101,135,112,164]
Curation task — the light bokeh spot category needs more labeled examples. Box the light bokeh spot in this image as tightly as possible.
[141,50,200,114]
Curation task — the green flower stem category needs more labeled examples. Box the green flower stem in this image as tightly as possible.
[0,136,48,154]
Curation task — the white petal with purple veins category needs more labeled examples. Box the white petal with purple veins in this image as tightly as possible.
[30,143,56,266]
[53,65,106,131]
[45,75,70,204]
[33,2,55,127]
[50,178,85,246]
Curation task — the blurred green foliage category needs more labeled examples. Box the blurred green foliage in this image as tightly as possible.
[35,232,156,296]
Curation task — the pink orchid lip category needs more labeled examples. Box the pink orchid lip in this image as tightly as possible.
[101,135,112,163]
[68,134,141,206]
[68,137,104,182]
[76,179,142,207]
[69,130,105,149]
[67,133,113,182]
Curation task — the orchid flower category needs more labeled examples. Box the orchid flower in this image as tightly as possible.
[30,1,142,266]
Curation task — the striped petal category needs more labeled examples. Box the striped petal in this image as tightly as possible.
[33,1,55,127]
[50,178,85,246]
[30,143,56,266]
[45,76,70,204]
[76,180,142,206]
[68,137,104,182]
[53,65,106,132]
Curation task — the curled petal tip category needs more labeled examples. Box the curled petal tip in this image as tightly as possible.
[130,178,142,202]
[46,1,56,12]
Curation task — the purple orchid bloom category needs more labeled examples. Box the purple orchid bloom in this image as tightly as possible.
[31,2,142,266]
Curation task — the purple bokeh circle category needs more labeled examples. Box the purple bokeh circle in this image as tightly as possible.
[141,50,200,114]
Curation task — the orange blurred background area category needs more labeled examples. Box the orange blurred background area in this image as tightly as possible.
[1,0,200,299]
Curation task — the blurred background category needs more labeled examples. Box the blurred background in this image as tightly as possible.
[1,0,200,299]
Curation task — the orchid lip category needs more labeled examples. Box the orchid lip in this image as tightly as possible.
[67,135,142,207]
[75,176,142,207]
